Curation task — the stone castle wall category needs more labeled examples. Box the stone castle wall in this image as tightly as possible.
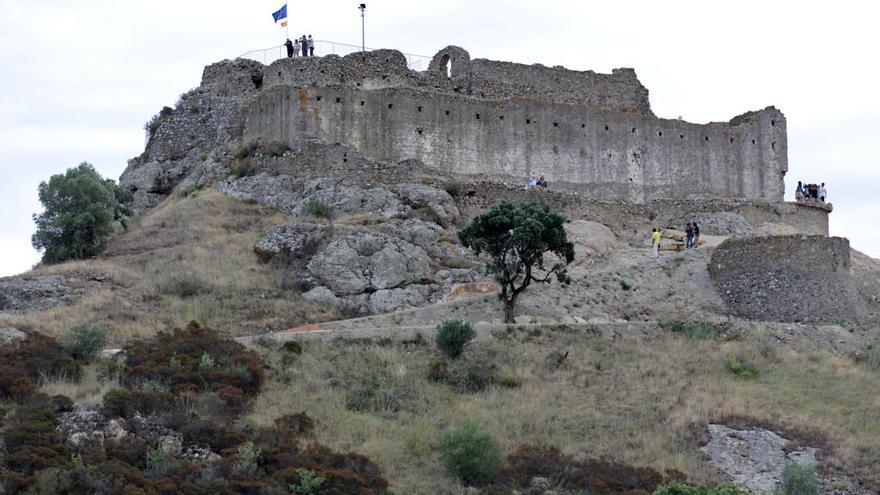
[709,236,861,323]
[122,46,793,210]
[238,47,787,203]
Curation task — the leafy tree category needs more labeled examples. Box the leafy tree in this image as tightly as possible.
[459,201,574,323]
[32,163,132,264]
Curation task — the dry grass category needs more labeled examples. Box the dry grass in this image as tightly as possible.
[244,329,880,494]
[40,362,121,406]
[2,191,345,343]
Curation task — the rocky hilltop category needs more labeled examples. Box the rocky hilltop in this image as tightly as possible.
[2,47,880,495]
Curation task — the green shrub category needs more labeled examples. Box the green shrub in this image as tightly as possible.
[653,481,750,494]
[265,141,290,158]
[232,140,261,159]
[619,279,632,291]
[773,462,823,495]
[144,106,173,137]
[725,358,760,380]
[288,469,326,494]
[659,321,723,339]
[446,358,497,393]
[160,272,211,298]
[58,324,107,361]
[443,179,464,197]
[863,333,880,371]
[281,340,303,355]
[234,441,262,475]
[306,198,333,218]
[31,163,132,264]
[436,319,476,359]
[229,159,259,178]
[438,421,502,486]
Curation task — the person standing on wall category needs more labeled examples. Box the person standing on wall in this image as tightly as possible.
[301,35,308,57]
[308,35,315,56]
[693,223,700,248]
[819,182,827,202]
[285,38,294,58]
[292,38,301,58]
[795,181,804,202]
[651,228,661,258]
[685,223,694,249]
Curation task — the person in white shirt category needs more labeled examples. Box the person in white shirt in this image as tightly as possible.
[527,177,537,189]
[819,182,827,202]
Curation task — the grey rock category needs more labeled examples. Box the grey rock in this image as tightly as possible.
[701,424,817,494]
[302,286,340,306]
[254,222,333,262]
[159,434,183,456]
[218,172,303,212]
[307,232,432,296]
[0,274,70,313]
[391,183,460,226]
[0,327,26,343]
[294,182,402,218]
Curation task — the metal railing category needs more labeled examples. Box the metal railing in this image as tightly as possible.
[237,40,431,71]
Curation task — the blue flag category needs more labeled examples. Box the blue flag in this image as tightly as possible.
[272,4,287,23]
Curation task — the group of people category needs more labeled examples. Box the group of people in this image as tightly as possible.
[527,176,549,189]
[650,222,701,257]
[795,181,827,203]
[285,35,315,58]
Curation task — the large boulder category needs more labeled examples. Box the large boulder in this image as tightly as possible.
[307,232,432,296]
[391,183,460,226]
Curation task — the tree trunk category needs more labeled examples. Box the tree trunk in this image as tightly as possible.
[503,294,517,324]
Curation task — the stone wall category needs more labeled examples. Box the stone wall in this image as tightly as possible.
[708,236,861,323]
[244,84,787,202]
[455,182,829,242]
[122,45,791,210]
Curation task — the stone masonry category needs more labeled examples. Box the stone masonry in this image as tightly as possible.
[122,45,791,209]
[709,236,862,323]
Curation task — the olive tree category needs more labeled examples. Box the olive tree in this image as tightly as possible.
[32,162,132,264]
[459,201,574,323]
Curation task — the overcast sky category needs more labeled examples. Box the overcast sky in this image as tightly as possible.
[1,0,878,276]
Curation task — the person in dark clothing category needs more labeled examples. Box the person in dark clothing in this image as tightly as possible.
[300,35,308,57]
[284,38,294,58]
[685,223,694,248]
[693,223,700,248]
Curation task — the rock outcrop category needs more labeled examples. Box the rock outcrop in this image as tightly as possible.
[0,274,70,313]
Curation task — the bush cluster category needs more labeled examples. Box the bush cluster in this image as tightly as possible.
[231,140,261,159]
[0,333,82,400]
[121,321,263,397]
[1,323,390,495]
[428,355,520,393]
[653,481,750,494]
[483,444,684,494]
[773,462,823,495]
[659,321,723,339]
